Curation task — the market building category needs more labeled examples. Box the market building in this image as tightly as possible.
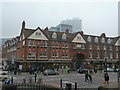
[2,21,120,71]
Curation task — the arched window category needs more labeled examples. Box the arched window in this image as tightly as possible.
[95,37,98,43]
[87,36,91,42]
[101,37,105,43]
[52,32,57,39]
[62,33,66,39]
[108,38,112,43]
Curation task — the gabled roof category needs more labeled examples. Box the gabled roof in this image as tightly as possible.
[112,36,120,45]
[23,28,35,39]
[18,21,120,44]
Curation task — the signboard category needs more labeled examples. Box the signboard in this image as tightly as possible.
[19,65,22,70]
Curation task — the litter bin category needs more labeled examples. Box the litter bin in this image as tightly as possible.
[65,83,72,90]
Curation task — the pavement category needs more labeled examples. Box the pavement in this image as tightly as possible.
[1,70,120,89]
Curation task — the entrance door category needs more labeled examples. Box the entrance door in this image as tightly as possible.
[72,53,85,69]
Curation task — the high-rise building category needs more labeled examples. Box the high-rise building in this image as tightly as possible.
[61,18,82,32]
[49,24,72,33]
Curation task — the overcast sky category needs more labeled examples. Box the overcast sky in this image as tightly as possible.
[1,0,119,38]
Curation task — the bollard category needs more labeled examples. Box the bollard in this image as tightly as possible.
[23,78,26,83]
[75,82,77,90]
[11,77,13,83]
[29,77,32,83]
[60,79,62,88]
[65,83,72,90]
[34,73,37,83]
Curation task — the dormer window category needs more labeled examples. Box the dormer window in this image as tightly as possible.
[108,38,112,43]
[87,36,91,42]
[101,37,105,43]
[52,32,57,39]
[62,33,66,39]
[36,32,41,36]
[95,37,98,43]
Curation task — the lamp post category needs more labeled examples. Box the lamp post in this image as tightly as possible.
[105,49,108,72]
[105,58,107,72]
[100,61,103,73]
[35,45,38,73]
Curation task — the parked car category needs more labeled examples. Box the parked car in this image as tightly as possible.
[114,68,120,72]
[77,68,93,74]
[0,71,11,81]
[104,68,114,72]
[43,69,59,75]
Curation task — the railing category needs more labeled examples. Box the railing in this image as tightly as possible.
[16,83,47,90]
[2,83,61,90]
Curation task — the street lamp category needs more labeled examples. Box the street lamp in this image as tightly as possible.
[105,57,107,72]
[105,49,108,72]
[100,61,103,73]
[35,45,38,72]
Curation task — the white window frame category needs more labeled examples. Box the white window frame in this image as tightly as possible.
[87,36,91,42]
[95,37,98,43]
[101,37,105,43]
[52,32,57,39]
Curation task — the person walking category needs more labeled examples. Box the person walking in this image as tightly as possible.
[88,74,92,84]
[67,67,70,74]
[94,68,97,74]
[85,72,89,82]
[104,73,109,85]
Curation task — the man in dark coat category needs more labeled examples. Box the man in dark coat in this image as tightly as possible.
[88,74,92,84]
[104,73,109,85]
[85,72,89,82]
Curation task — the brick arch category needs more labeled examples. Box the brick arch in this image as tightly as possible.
[76,53,85,60]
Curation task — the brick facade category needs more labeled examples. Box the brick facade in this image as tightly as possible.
[2,21,120,70]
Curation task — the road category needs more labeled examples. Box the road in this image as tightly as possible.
[6,71,118,89]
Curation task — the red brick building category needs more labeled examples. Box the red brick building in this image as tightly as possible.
[2,21,120,71]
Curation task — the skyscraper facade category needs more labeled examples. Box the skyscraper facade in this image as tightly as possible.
[49,24,72,33]
[61,18,82,32]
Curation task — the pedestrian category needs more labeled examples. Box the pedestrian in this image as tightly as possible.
[94,68,97,74]
[104,73,109,85]
[23,78,26,83]
[67,67,70,73]
[85,72,89,82]
[88,69,90,74]
[88,74,92,84]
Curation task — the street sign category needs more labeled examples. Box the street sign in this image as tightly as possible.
[19,65,22,70]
